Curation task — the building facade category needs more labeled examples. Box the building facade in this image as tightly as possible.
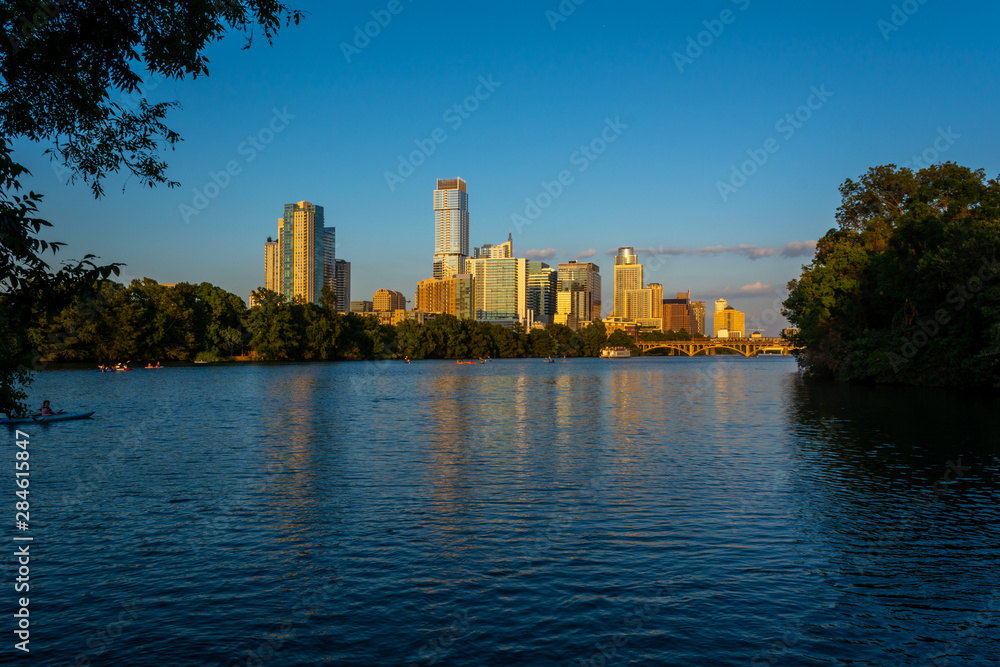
[613,247,643,320]
[555,261,601,330]
[714,305,746,338]
[663,290,697,333]
[526,262,557,325]
[373,288,407,312]
[467,255,529,327]
[350,300,374,313]
[264,201,333,304]
[433,178,469,279]
[333,259,351,312]
[264,237,280,293]
[691,301,705,335]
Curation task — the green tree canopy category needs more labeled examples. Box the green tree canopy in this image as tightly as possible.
[783,162,1000,387]
[0,0,300,414]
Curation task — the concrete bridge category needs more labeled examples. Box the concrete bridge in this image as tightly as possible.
[636,337,797,357]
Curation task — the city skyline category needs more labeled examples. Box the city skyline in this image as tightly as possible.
[11,2,1000,336]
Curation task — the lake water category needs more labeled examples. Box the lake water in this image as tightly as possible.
[11,357,1000,665]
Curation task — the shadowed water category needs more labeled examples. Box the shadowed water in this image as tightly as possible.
[11,357,999,665]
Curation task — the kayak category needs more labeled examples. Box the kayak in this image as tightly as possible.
[0,411,95,425]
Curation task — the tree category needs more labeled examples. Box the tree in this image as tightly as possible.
[0,1,301,414]
[783,162,1000,387]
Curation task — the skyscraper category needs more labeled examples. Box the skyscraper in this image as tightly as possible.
[526,262,557,325]
[276,200,327,303]
[613,247,643,320]
[691,301,705,335]
[663,290,697,333]
[323,227,335,292]
[433,178,469,279]
[555,261,601,330]
[264,237,280,293]
[468,254,528,327]
[333,259,351,312]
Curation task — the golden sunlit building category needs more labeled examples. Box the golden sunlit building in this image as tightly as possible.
[613,247,643,319]
[714,304,746,338]
[374,288,407,312]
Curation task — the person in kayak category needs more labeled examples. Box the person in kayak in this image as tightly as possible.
[39,400,56,416]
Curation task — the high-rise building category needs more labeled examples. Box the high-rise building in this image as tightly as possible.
[323,227,335,292]
[714,304,746,338]
[350,300,374,313]
[691,301,705,335]
[555,261,601,330]
[433,178,469,279]
[264,237,280,293]
[663,290,697,333]
[280,201,326,303]
[454,274,475,320]
[333,260,351,312]
[467,254,529,327]
[613,247,643,320]
[416,276,454,314]
[263,202,333,304]
[715,298,728,313]
[526,262,557,325]
[373,289,407,312]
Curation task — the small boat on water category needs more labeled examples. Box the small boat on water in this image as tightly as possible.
[193,360,210,365]
[456,360,478,365]
[600,347,631,359]
[1,411,95,425]
[543,357,555,363]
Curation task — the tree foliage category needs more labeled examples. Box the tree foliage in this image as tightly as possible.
[0,0,301,415]
[783,162,1000,388]
[28,282,618,364]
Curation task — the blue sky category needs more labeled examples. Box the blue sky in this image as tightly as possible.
[12,0,1000,334]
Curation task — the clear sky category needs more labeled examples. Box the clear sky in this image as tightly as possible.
[11,0,1000,335]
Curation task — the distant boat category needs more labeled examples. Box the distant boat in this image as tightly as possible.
[193,360,210,365]
[543,357,555,363]
[600,347,631,359]
[456,360,478,365]
[1,411,95,425]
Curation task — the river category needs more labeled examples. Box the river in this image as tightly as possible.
[14,357,1000,665]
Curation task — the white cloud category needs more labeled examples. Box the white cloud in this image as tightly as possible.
[575,248,596,260]
[523,248,557,260]
[607,241,817,261]
[738,281,772,294]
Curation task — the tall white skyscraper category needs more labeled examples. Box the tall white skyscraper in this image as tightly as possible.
[433,178,469,279]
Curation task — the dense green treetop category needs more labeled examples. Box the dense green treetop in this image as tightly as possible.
[783,162,1000,388]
